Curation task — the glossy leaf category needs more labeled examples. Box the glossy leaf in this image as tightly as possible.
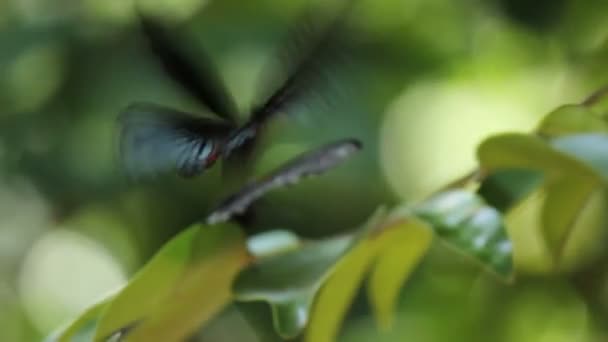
[234,208,387,339]
[94,223,249,341]
[415,190,513,278]
[233,235,353,338]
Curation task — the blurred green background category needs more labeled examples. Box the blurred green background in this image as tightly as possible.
[1,0,608,340]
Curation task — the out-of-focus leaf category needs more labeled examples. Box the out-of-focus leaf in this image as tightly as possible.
[304,230,381,342]
[233,235,353,339]
[415,190,513,278]
[536,104,608,138]
[246,229,301,258]
[478,133,590,175]
[270,294,314,339]
[551,134,608,179]
[94,227,199,340]
[583,85,608,118]
[44,296,113,342]
[367,218,433,330]
[234,235,353,302]
[478,133,608,273]
[94,223,249,341]
[234,208,387,339]
[477,168,543,211]
[504,190,554,274]
[305,213,431,342]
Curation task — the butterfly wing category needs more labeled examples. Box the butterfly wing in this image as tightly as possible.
[221,3,355,164]
[207,138,362,224]
[138,14,239,124]
[249,3,354,125]
[119,102,233,178]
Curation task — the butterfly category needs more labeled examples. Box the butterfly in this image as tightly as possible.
[119,4,354,179]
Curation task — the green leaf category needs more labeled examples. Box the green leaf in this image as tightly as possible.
[234,208,388,339]
[478,133,608,273]
[415,190,513,278]
[95,223,249,341]
[233,235,353,339]
[583,85,608,118]
[304,231,382,342]
[536,104,608,138]
[94,227,198,340]
[305,213,432,342]
[367,218,433,330]
[478,133,591,176]
[503,190,554,274]
[477,169,543,212]
[44,296,114,342]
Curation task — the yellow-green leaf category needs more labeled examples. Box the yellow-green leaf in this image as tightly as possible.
[304,233,380,342]
[305,213,432,342]
[478,133,608,273]
[536,104,608,138]
[94,223,249,341]
[367,218,433,330]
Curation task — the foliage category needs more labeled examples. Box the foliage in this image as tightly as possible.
[47,87,608,341]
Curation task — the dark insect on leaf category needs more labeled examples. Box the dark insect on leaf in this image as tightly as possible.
[119,102,233,178]
[137,14,239,124]
[206,138,362,224]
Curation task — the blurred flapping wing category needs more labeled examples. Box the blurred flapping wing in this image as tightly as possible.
[138,15,239,124]
[119,102,233,178]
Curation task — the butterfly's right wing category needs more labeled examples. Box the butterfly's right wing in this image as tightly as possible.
[248,2,355,126]
[118,102,233,179]
[138,15,240,124]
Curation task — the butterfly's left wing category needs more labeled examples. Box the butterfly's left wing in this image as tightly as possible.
[119,102,233,179]
[247,2,355,126]
[207,138,362,224]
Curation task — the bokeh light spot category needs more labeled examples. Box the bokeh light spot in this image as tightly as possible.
[380,66,577,201]
[5,43,65,114]
[18,229,126,334]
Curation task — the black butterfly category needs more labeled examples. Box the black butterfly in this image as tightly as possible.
[119,4,353,179]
